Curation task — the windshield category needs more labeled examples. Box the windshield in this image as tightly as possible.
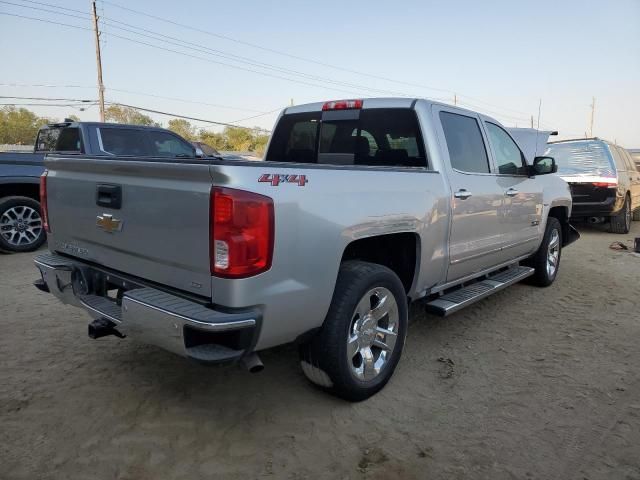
[544,141,615,176]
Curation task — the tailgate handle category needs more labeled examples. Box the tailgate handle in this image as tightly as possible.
[96,184,122,209]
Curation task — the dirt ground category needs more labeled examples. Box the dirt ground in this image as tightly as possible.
[1,223,639,480]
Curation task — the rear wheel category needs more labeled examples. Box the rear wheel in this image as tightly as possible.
[0,196,46,253]
[609,196,631,234]
[523,217,562,287]
[299,261,408,401]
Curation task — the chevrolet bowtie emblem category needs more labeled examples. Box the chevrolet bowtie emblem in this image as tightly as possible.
[96,214,123,233]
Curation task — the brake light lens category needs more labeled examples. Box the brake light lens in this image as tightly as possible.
[40,170,50,233]
[210,187,274,278]
[592,180,617,188]
[322,99,363,111]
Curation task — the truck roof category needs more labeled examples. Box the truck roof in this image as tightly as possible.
[44,121,164,131]
[282,97,504,126]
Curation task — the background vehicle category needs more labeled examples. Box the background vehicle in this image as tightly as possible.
[545,139,640,233]
[629,149,640,171]
[34,98,577,401]
[0,121,197,252]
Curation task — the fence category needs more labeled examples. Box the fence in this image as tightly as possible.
[0,144,33,152]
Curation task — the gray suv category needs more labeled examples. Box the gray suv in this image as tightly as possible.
[546,139,640,233]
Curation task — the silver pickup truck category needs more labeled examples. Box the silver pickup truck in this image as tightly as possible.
[34,98,578,401]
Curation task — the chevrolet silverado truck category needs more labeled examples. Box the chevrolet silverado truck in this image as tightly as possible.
[1,120,200,252]
[33,98,578,401]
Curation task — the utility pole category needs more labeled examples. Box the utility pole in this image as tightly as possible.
[589,97,596,137]
[91,1,105,121]
[454,94,457,106]
[530,115,534,129]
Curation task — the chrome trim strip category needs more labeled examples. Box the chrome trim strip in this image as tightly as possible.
[122,296,256,331]
[450,236,539,265]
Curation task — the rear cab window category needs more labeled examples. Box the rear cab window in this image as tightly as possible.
[265,108,427,168]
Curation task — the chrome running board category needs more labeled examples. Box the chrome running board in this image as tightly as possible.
[425,265,534,317]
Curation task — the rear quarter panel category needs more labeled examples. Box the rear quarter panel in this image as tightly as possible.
[210,162,449,350]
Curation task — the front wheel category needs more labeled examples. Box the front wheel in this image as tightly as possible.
[299,261,408,401]
[523,217,562,287]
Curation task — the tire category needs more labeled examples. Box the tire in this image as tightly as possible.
[299,261,408,401]
[609,195,631,234]
[632,204,640,222]
[523,217,562,287]
[0,196,47,253]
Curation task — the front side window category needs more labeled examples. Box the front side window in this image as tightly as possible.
[439,111,490,173]
[485,122,527,175]
[146,131,194,157]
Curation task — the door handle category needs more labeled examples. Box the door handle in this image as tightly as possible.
[96,184,122,209]
[454,189,472,200]
[505,188,519,197]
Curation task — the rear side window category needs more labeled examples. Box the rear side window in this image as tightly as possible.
[100,128,152,156]
[439,112,490,173]
[265,108,427,168]
[544,141,615,176]
[36,127,82,152]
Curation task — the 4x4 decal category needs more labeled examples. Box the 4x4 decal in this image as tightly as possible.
[259,173,308,187]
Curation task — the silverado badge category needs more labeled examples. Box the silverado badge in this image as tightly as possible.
[96,214,123,233]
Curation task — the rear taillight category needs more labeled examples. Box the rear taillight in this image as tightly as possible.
[40,170,50,233]
[592,180,617,188]
[210,187,274,278]
[322,99,363,111]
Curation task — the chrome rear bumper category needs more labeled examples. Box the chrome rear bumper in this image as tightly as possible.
[34,252,260,364]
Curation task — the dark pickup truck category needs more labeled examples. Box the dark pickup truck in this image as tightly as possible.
[0,121,205,252]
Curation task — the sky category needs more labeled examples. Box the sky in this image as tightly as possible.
[1,0,639,146]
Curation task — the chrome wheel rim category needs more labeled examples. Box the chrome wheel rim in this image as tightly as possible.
[0,206,43,247]
[347,287,399,382]
[625,200,631,230]
[546,229,560,278]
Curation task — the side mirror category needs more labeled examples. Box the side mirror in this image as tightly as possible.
[532,156,557,175]
[194,146,204,158]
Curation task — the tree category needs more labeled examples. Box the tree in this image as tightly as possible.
[167,118,196,141]
[67,114,81,122]
[104,105,158,126]
[198,129,226,150]
[0,106,52,145]
[224,126,254,152]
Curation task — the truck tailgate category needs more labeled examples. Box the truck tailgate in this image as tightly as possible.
[45,156,213,297]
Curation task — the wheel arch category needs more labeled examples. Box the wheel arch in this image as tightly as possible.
[340,232,420,296]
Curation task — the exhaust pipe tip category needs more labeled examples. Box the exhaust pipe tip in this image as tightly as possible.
[242,352,264,373]
[588,216,605,224]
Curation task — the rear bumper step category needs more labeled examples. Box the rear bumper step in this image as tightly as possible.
[425,265,534,317]
[34,252,260,365]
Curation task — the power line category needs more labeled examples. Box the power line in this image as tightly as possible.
[101,0,453,95]
[0,95,94,102]
[97,15,417,98]
[4,1,415,97]
[5,1,546,123]
[0,83,274,113]
[0,11,92,31]
[229,108,283,125]
[106,101,273,132]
